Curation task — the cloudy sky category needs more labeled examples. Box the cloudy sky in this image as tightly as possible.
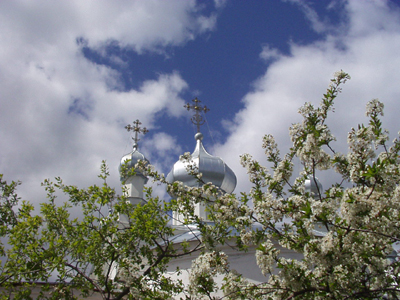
[1,0,400,204]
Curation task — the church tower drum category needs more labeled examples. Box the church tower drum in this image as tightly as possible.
[119,120,149,225]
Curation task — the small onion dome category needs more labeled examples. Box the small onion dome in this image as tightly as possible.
[166,133,237,194]
[305,177,323,197]
[119,143,149,183]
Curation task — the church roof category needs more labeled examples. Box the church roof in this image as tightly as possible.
[305,176,323,198]
[166,132,237,194]
[119,143,149,182]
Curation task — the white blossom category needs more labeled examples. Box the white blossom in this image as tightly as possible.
[256,240,279,276]
[366,98,384,117]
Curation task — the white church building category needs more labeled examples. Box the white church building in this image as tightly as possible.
[117,98,319,298]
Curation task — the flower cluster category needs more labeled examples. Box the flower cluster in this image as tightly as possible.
[366,98,385,117]
[188,251,229,298]
[256,240,280,276]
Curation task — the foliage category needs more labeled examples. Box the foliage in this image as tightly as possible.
[0,164,201,299]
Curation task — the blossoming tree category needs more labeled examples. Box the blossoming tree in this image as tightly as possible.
[181,71,400,299]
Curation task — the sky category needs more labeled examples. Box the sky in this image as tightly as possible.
[1,0,400,205]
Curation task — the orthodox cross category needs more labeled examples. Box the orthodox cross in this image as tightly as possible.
[125,119,148,146]
[184,97,210,132]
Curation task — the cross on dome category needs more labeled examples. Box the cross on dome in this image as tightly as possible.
[184,97,210,133]
[120,119,149,182]
[125,119,148,147]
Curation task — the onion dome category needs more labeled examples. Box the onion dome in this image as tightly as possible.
[119,142,149,183]
[305,176,323,198]
[166,132,236,193]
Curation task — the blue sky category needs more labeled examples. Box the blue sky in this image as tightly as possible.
[79,0,331,146]
[1,0,400,203]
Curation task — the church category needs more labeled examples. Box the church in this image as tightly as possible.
[2,98,326,299]
[117,98,321,298]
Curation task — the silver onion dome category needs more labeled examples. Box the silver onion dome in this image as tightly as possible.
[119,143,149,183]
[166,133,237,193]
[305,176,323,198]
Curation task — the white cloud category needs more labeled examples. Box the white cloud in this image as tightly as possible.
[0,1,217,53]
[142,132,183,171]
[215,0,400,194]
[283,0,332,33]
[260,45,282,62]
[0,0,216,203]
[214,0,228,9]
